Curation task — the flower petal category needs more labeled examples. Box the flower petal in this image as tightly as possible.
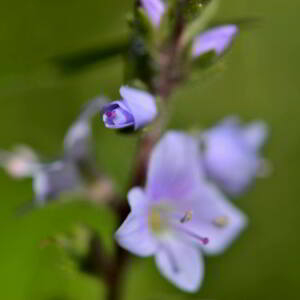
[155,236,203,292]
[120,86,157,130]
[181,183,248,255]
[33,161,82,204]
[243,121,269,151]
[64,120,92,161]
[192,25,238,57]
[146,131,204,202]
[201,120,260,195]
[141,0,165,27]
[115,212,157,257]
[128,187,149,213]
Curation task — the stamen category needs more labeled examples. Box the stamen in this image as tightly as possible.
[105,111,116,119]
[180,210,193,223]
[213,216,229,228]
[174,225,209,245]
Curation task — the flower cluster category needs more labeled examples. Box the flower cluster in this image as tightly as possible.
[0,0,270,297]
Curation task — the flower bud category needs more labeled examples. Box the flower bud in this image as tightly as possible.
[192,25,238,58]
[140,0,165,27]
[102,86,157,130]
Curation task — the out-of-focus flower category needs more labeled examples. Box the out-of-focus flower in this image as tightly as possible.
[200,117,269,196]
[192,25,238,57]
[140,0,166,27]
[0,145,39,178]
[33,161,82,205]
[102,86,157,130]
[116,132,247,292]
[64,97,107,166]
[0,97,112,208]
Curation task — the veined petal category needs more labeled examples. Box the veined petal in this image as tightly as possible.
[181,183,248,255]
[146,131,204,202]
[120,86,157,130]
[141,0,165,27]
[192,25,238,57]
[115,212,158,257]
[155,236,203,292]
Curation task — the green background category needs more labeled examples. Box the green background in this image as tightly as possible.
[0,0,299,299]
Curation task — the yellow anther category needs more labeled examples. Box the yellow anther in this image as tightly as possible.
[180,211,193,223]
[213,216,229,228]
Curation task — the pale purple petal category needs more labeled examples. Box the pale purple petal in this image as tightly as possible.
[243,121,269,151]
[201,119,262,195]
[33,161,82,204]
[63,120,92,161]
[155,236,204,292]
[128,187,149,213]
[115,213,158,257]
[178,183,247,255]
[192,25,238,57]
[141,0,165,27]
[120,86,157,130]
[146,131,204,202]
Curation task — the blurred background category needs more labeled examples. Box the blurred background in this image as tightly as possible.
[0,0,299,299]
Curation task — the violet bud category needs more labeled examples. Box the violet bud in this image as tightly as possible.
[102,86,157,130]
[140,0,166,27]
[192,25,238,58]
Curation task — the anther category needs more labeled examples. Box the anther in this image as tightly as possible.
[105,111,116,119]
[213,216,229,228]
[180,210,193,223]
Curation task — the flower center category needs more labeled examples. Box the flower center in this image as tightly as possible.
[148,205,210,246]
[148,206,168,234]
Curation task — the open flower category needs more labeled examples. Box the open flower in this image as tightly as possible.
[200,117,269,195]
[140,0,166,27]
[102,86,157,130]
[192,25,238,58]
[116,132,247,292]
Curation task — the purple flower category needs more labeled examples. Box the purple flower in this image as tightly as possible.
[116,132,247,292]
[102,86,157,130]
[200,117,269,196]
[192,25,238,57]
[140,0,166,27]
